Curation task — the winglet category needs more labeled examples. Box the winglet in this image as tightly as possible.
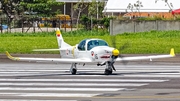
[5,51,19,60]
[170,48,175,56]
[6,51,13,59]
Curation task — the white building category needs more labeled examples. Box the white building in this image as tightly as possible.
[103,0,180,16]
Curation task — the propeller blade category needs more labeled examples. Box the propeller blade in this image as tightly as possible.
[118,54,128,65]
[111,35,117,49]
[110,35,130,66]
[119,42,130,51]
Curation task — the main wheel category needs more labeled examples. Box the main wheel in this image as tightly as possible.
[70,63,77,75]
[71,68,77,75]
[104,68,112,75]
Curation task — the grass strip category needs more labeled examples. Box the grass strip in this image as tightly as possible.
[0,30,179,54]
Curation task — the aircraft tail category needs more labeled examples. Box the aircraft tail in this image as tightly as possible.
[55,28,71,48]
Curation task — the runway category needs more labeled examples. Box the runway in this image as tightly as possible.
[0,61,180,101]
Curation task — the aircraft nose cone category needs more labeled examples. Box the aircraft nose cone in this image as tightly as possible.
[112,49,119,56]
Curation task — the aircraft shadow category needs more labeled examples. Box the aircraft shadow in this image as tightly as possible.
[13,71,179,78]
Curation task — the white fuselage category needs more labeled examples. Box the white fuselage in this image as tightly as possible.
[60,45,115,63]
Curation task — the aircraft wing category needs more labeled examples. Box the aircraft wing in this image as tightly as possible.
[5,52,92,63]
[33,49,60,51]
[116,48,175,61]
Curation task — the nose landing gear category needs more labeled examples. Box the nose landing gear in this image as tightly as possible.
[104,61,113,75]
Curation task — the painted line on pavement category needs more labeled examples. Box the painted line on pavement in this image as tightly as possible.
[0,79,169,82]
[0,83,148,87]
[123,74,180,78]
[0,92,98,97]
[0,87,125,91]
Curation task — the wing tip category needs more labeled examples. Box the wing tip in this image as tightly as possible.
[5,51,19,60]
[170,48,175,56]
[5,51,12,59]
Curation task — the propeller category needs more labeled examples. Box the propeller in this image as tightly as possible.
[111,35,117,50]
[118,42,130,60]
[110,35,130,70]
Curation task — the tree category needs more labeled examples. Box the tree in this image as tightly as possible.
[0,0,63,24]
[127,3,134,12]
[126,0,143,18]
[88,0,105,19]
[0,0,21,23]
[73,0,89,29]
[73,0,106,29]
[155,0,173,11]
[127,3,134,18]
[80,14,90,30]
[134,0,143,17]
[20,0,63,17]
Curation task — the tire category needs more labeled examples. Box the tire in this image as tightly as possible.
[104,69,112,75]
[71,68,77,75]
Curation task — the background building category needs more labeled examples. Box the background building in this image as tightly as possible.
[103,0,180,17]
[56,0,108,19]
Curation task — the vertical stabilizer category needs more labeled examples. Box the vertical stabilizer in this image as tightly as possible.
[56,28,71,48]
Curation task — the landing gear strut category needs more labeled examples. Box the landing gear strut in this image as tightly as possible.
[70,63,77,74]
[104,62,113,75]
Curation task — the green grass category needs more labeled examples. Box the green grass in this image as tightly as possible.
[0,29,180,54]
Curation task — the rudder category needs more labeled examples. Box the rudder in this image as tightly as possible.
[55,28,71,48]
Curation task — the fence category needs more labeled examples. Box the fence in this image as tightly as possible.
[110,19,180,35]
[0,17,77,33]
[0,16,110,33]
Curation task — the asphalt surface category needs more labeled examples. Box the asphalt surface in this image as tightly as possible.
[0,54,180,101]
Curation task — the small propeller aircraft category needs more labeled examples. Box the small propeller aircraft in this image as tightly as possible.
[6,28,175,75]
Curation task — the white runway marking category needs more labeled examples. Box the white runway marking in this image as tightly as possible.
[0,100,76,101]
[123,74,180,78]
[1,72,178,77]
[1,92,98,97]
[0,87,125,91]
[118,65,180,68]
[0,72,43,73]
[0,79,169,82]
[0,83,148,87]
[0,63,179,100]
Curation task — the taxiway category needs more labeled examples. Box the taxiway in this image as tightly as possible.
[0,58,179,101]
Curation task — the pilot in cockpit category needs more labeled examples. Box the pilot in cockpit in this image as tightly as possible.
[88,40,100,50]
[88,41,93,50]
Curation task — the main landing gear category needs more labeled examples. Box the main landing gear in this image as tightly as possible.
[70,63,77,74]
[70,62,114,75]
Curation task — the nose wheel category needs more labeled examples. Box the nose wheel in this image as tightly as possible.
[70,63,77,74]
[104,68,112,75]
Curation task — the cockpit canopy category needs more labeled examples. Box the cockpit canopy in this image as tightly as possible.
[78,39,108,51]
